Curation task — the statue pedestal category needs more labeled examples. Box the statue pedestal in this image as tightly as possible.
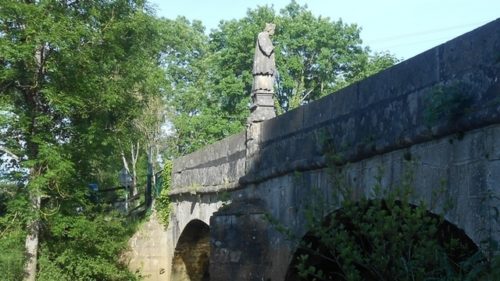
[246,91,276,173]
[248,91,276,123]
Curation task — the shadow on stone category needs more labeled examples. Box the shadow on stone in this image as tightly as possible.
[171,219,210,281]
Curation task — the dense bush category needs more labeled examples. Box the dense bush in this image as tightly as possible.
[37,211,139,281]
[284,162,499,280]
[288,197,493,280]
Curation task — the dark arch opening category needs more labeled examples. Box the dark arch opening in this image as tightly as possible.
[171,219,210,281]
[285,200,481,281]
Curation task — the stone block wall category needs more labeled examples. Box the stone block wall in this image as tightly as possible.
[167,19,500,281]
[122,212,169,281]
[242,18,500,185]
[171,132,246,194]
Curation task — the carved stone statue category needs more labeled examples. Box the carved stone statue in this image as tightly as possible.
[248,23,277,125]
[252,23,276,93]
[247,23,277,166]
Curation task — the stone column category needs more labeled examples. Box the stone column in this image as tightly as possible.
[246,94,276,175]
[249,91,276,122]
[246,23,277,174]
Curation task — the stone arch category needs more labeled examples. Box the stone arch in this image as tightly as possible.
[171,219,210,281]
[284,200,480,281]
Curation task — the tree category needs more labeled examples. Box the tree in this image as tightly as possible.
[167,1,398,156]
[210,1,399,113]
[0,0,169,279]
[132,93,167,202]
[160,17,219,156]
[117,63,168,200]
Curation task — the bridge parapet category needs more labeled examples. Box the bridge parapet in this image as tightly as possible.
[242,18,500,184]
[164,20,500,281]
[171,132,246,194]
[171,19,500,194]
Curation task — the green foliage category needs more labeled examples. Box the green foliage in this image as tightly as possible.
[217,191,232,210]
[424,82,473,126]
[0,232,25,281]
[0,0,169,186]
[293,197,482,280]
[155,160,172,226]
[209,1,397,113]
[160,17,218,156]
[218,191,231,203]
[0,0,170,279]
[0,185,29,281]
[37,212,139,281]
[165,1,398,156]
[281,154,498,280]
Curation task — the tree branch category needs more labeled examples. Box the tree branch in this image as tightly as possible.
[0,146,20,162]
[120,149,130,173]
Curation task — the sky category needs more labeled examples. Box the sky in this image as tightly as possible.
[147,0,499,60]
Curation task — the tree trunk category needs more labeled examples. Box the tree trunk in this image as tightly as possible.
[146,145,154,207]
[23,194,41,281]
[121,142,140,209]
[131,142,139,197]
[23,44,45,281]
[149,146,156,187]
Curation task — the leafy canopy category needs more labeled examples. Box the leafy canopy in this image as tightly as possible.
[0,0,169,279]
[166,1,398,156]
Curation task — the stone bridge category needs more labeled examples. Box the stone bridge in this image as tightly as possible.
[161,20,500,281]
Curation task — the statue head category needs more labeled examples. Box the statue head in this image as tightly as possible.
[264,23,276,36]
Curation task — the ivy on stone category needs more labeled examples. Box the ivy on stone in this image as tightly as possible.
[155,160,173,227]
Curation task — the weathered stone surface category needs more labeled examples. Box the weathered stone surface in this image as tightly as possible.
[172,132,246,194]
[171,220,210,281]
[122,211,169,281]
[358,47,440,106]
[161,19,500,281]
[440,20,500,80]
[248,100,275,122]
[243,19,500,185]
[210,206,270,281]
[260,105,304,143]
[240,124,500,280]
[159,193,223,280]
[248,23,277,123]
[252,23,276,93]
[302,83,358,128]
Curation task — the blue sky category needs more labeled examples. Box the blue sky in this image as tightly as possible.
[148,0,499,60]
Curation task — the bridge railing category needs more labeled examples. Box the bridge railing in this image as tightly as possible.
[171,19,500,194]
[242,18,500,184]
[171,132,247,194]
